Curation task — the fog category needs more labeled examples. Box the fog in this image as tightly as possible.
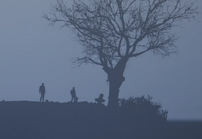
[0,0,202,120]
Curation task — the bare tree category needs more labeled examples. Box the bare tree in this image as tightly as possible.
[44,0,198,107]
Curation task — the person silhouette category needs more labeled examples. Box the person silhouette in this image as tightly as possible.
[95,94,105,105]
[39,83,46,102]
[70,87,77,102]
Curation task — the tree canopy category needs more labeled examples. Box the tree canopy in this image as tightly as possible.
[44,0,198,107]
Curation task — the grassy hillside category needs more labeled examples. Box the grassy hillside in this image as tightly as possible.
[0,101,201,139]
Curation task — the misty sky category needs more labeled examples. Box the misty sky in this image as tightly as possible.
[0,0,202,120]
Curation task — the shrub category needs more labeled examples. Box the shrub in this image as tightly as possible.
[119,95,168,120]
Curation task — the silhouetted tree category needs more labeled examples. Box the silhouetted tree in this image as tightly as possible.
[44,0,198,107]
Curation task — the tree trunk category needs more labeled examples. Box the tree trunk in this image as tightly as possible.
[107,73,125,108]
[106,58,128,108]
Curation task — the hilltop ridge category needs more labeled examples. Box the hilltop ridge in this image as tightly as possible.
[0,101,201,139]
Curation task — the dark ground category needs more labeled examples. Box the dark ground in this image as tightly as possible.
[0,101,201,139]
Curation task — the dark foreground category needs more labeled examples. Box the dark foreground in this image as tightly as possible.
[0,101,201,139]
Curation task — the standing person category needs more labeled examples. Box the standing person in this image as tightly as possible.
[39,83,46,102]
[70,87,76,102]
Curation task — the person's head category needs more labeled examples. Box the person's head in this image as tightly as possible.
[42,83,44,86]
[99,94,104,98]
[73,87,75,90]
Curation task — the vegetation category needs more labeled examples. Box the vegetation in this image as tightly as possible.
[44,0,198,107]
[120,95,168,119]
[118,95,168,128]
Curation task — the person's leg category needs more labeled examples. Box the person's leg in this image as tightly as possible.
[42,93,45,102]
[40,94,42,102]
[73,96,76,102]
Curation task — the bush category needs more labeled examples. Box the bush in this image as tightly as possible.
[119,95,168,121]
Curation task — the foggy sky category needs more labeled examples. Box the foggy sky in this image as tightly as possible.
[0,0,202,120]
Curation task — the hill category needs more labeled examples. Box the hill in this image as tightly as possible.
[0,101,201,139]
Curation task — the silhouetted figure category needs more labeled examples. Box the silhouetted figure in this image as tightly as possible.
[70,87,77,102]
[39,83,46,102]
[95,94,105,105]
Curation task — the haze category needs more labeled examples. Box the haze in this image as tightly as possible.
[0,0,201,120]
